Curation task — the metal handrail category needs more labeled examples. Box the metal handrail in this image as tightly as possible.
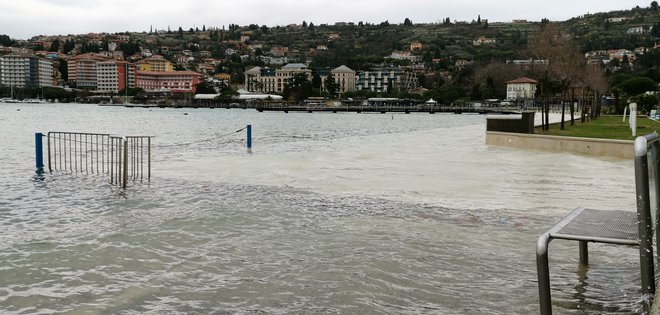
[537,132,658,314]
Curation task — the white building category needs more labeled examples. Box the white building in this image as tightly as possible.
[0,55,29,88]
[356,68,417,93]
[331,65,356,94]
[506,77,538,100]
[96,61,135,92]
[245,64,356,94]
[245,63,311,93]
[32,57,53,87]
[389,51,422,63]
[0,54,53,88]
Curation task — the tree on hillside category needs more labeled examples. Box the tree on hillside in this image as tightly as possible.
[631,93,659,113]
[216,86,239,103]
[49,40,60,52]
[283,73,313,102]
[474,62,524,99]
[311,74,322,90]
[618,76,657,96]
[0,34,15,46]
[120,41,140,57]
[58,59,68,81]
[195,81,216,94]
[325,74,339,98]
[404,18,413,26]
[62,39,75,54]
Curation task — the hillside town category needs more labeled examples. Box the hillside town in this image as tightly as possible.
[0,3,658,109]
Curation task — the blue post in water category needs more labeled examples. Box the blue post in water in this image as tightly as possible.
[35,132,44,172]
[247,125,252,149]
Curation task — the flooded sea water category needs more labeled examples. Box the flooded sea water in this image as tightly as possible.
[0,103,649,314]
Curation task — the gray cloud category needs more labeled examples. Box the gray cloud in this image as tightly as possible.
[0,0,649,39]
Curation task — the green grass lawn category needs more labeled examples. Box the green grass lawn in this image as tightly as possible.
[536,115,660,140]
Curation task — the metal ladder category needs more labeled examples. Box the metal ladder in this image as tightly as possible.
[536,132,659,314]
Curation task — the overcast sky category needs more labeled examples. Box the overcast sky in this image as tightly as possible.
[0,0,651,39]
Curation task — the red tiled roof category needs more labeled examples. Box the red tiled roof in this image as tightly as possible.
[506,77,538,84]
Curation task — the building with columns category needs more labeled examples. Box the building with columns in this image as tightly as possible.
[245,64,355,94]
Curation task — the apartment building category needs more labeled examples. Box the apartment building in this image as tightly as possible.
[96,61,136,92]
[0,54,53,88]
[356,68,417,93]
[67,53,109,89]
[135,70,203,93]
[136,55,173,72]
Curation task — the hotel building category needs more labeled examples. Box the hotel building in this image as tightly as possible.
[0,54,53,88]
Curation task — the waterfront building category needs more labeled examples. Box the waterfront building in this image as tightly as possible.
[136,55,173,72]
[96,61,135,92]
[331,65,356,94]
[30,56,53,87]
[355,68,417,93]
[245,64,355,94]
[506,77,538,100]
[245,63,310,93]
[67,53,109,89]
[0,54,53,88]
[135,70,203,93]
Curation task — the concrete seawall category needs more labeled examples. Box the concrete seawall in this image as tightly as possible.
[485,131,634,159]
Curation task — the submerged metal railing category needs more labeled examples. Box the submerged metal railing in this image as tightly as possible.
[536,132,659,314]
[45,132,152,188]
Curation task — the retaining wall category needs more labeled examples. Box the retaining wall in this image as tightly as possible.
[485,131,633,159]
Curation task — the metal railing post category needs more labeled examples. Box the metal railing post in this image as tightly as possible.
[46,132,52,173]
[122,137,128,189]
[634,135,656,294]
[35,132,44,172]
[247,124,252,149]
[652,141,660,264]
[537,233,552,315]
[147,137,151,181]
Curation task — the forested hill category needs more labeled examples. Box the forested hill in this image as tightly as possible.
[1,3,659,106]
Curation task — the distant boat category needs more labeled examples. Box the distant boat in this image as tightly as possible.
[23,99,48,104]
[0,97,19,103]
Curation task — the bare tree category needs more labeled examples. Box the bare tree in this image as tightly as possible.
[531,25,587,130]
[474,62,524,99]
[579,63,608,121]
[529,25,554,131]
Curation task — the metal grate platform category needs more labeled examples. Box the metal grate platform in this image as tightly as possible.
[536,132,659,315]
[550,207,639,245]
